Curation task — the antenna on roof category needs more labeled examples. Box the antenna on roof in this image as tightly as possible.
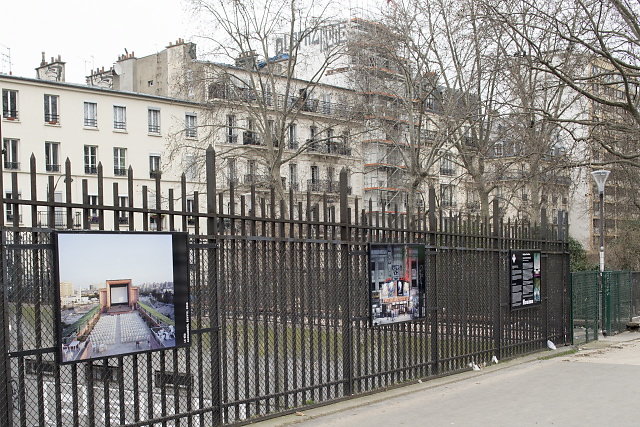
[0,43,12,75]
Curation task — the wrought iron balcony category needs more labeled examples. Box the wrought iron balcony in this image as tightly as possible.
[36,210,81,229]
[85,165,98,174]
[114,167,127,176]
[46,164,60,172]
[113,120,126,130]
[307,179,351,194]
[84,118,98,127]
[148,124,160,133]
[3,109,18,120]
[3,161,19,170]
[45,113,59,124]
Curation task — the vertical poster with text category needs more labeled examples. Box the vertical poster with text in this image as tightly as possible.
[509,250,541,309]
[369,244,426,326]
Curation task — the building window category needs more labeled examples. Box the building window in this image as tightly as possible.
[149,155,161,179]
[494,142,503,157]
[440,184,455,208]
[309,165,320,191]
[84,102,97,127]
[289,163,298,191]
[113,106,126,130]
[44,94,59,123]
[185,155,197,181]
[321,93,332,115]
[185,113,197,138]
[148,108,160,133]
[248,159,256,177]
[113,147,127,176]
[288,124,297,149]
[4,191,21,223]
[309,125,317,142]
[45,141,60,172]
[440,153,455,176]
[226,115,237,143]
[118,196,129,224]
[3,138,19,170]
[88,195,99,223]
[228,158,237,185]
[84,145,98,174]
[186,198,195,226]
[2,89,18,119]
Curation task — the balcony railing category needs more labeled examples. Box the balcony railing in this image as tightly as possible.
[243,132,262,146]
[114,167,127,176]
[440,167,455,176]
[4,161,19,170]
[3,110,18,120]
[84,118,97,127]
[150,170,162,179]
[46,164,60,172]
[244,174,286,188]
[186,128,197,138]
[148,124,160,133]
[307,179,351,194]
[45,113,59,124]
[85,165,98,174]
[208,85,354,119]
[226,134,238,144]
[114,120,126,130]
[307,140,352,156]
[36,210,82,229]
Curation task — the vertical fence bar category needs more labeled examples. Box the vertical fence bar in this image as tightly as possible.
[98,162,104,230]
[0,144,11,427]
[339,169,353,396]
[428,187,438,375]
[206,146,222,425]
[492,199,501,359]
[128,166,134,231]
[65,158,73,229]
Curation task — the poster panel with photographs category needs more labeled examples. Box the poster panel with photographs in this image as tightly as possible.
[369,244,426,326]
[509,250,542,309]
[54,231,190,363]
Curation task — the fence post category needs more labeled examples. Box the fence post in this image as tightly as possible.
[0,168,12,427]
[541,207,549,342]
[339,169,353,396]
[492,199,502,360]
[206,146,222,425]
[428,187,438,375]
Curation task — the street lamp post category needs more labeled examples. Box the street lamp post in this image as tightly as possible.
[591,169,610,333]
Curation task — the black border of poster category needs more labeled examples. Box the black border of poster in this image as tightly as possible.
[53,230,191,365]
[368,243,427,326]
[509,249,542,310]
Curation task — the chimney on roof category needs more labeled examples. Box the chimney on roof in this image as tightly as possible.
[36,52,66,82]
[235,50,258,70]
[86,66,115,89]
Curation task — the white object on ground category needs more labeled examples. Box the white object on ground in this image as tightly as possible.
[491,356,499,364]
[547,340,556,350]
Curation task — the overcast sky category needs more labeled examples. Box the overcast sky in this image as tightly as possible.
[57,233,175,290]
[1,0,194,83]
[1,0,381,84]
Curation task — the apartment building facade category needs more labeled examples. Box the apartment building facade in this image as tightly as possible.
[1,60,204,230]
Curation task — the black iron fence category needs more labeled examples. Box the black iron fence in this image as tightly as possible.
[0,148,570,427]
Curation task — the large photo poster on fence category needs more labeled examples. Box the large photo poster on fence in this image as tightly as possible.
[509,250,541,309]
[369,244,426,326]
[54,231,190,363]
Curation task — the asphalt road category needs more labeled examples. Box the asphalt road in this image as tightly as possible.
[284,336,640,427]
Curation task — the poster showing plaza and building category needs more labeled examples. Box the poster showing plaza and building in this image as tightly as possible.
[509,250,542,309]
[54,232,190,363]
[369,244,426,326]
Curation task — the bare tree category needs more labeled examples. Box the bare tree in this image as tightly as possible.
[488,0,640,168]
[170,0,354,201]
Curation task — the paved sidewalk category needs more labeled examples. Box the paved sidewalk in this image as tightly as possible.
[254,332,640,427]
